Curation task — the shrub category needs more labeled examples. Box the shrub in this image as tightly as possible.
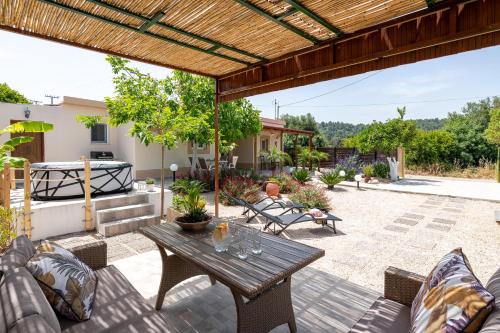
[362,164,374,178]
[406,130,454,166]
[291,168,311,184]
[170,179,205,195]
[0,207,18,252]
[176,187,209,222]
[319,170,344,189]
[289,186,331,211]
[372,162,390,178]
[268,173,301,193]
[219,176,261,205]
[334,155,361,181]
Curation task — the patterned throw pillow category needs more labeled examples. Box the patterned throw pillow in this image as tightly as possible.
[410,248,495,333]
[26,241,97,321]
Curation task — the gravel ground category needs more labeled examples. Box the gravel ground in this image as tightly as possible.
[203,184,500,292]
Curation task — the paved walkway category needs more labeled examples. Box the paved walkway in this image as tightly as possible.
[337,175,500,202]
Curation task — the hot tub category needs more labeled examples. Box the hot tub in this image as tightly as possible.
[30,161,133,200]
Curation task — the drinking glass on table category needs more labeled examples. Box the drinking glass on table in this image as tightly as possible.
[237,229,249,260]
[250,228,262,255]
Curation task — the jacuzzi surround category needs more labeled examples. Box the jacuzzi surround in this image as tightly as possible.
[30,161,133,201]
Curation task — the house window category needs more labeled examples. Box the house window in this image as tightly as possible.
[261,138,269,152]
[91,123,108,144]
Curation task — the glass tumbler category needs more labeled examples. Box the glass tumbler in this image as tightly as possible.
[251,228,262,255]
[237,229,249,260]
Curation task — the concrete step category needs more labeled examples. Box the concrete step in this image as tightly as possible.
[96,203,154,224]
[94,193,149,211]
[98,215,160,237]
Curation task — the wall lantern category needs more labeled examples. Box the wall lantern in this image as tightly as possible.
[24,107,31,119]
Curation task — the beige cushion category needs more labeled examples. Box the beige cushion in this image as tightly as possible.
[60,265,170,333]
[480,267,500,332]
[348,297,410,333]
[8,315,59,333]
[0,267,61,333]
[0,235,35,275]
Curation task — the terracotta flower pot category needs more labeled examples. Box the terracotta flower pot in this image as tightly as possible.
[266,182,280,197]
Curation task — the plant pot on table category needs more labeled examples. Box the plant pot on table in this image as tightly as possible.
[175,215,212,232]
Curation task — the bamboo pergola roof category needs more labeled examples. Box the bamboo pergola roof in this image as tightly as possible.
[2,0,499,102]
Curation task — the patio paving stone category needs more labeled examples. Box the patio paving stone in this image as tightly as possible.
[426,223,452,232]
[402,213,425,220]
[394,217,419,226]
[383,224,409,233]
[432,218,456,225]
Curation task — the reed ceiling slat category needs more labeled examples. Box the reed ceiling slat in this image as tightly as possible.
[0,0,491,81]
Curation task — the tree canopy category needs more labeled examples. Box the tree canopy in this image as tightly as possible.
[0,83,29,104]
[345,117,417,155]
[443,97,499,166]
[168,70,261,152]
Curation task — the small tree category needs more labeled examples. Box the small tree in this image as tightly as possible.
[484,108,500,182]
[167,71,261,171]
[0,121,53,170]
[104,56,202,218]
[0,83,29,104]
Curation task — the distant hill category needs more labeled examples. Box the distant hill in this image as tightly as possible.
[318,118,445,146]
[414,118,446,130]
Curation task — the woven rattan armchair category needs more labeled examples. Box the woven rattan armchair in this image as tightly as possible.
[384,266,425,306]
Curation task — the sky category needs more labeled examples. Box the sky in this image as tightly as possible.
[1,29,499,124]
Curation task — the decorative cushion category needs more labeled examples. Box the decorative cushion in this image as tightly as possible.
[26,241,98,322]
[410,248,495,333]
[0,235,36,274]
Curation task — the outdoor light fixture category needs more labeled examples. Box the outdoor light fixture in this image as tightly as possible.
[24,107,31,119]
[354,174,363,189]
[170,164,178,182]
[339,170,346,177]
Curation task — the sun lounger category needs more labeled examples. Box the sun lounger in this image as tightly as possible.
[223,193,304,223]
[261,210,342,235]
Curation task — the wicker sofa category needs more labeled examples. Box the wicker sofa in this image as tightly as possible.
[0,236,169,333]
[348,266,500,332]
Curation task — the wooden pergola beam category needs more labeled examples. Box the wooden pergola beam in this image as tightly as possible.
[218,0,500,102]
[233,0,319,43]
[283,0,343,36]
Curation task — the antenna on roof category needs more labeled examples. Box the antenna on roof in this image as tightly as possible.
[273,99,280,119]
[44,94,60,105]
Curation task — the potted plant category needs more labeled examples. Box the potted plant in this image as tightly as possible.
[319,170,344,190]
[145,178,155,192]
[362,165,374,183]
[175,187,212,231]
[265,178,280,197]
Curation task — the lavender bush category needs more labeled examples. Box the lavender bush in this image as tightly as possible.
[334,155,362,181]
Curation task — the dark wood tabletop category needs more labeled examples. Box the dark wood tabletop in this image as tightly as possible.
[141,222,325,299]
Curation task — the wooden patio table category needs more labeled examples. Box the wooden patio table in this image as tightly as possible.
[140,222,324,333]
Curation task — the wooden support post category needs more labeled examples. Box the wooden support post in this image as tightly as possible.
[10,167,16,189]
[3,163,10,210]
[397,145,405,178]
[23,160,31,239]
[214,80,220,218]
[253,136,257,171]
[83,158,92,230]
[309,135,313,171]
[294,135,298,167]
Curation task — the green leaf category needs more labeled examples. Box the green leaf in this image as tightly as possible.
[0,121,53,134]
